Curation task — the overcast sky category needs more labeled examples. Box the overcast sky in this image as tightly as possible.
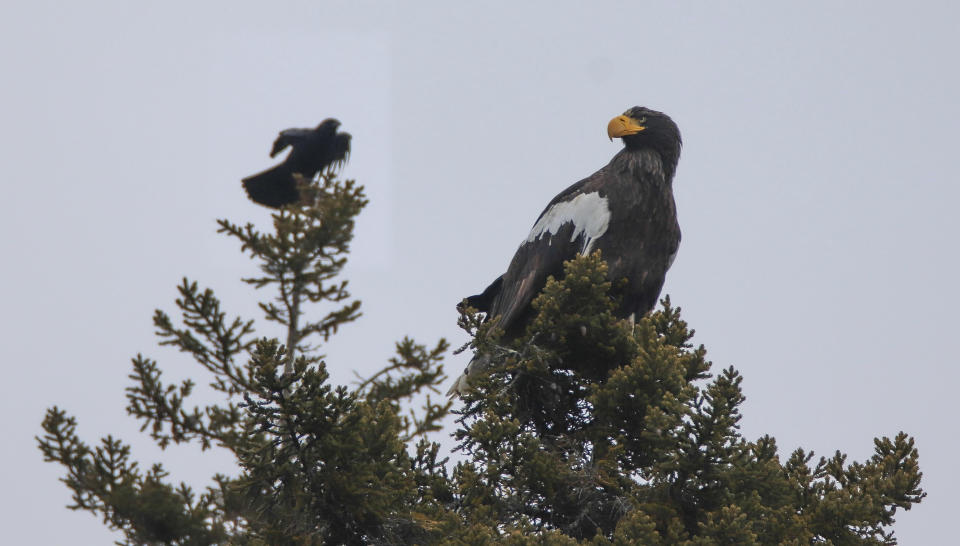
[2,1,957,543]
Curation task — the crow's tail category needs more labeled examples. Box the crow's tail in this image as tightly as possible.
[242,165,298,208]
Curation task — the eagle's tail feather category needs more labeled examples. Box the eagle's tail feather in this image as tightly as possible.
[461,275,503,313]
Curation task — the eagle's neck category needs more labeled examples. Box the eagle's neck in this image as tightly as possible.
[613,147,676,186]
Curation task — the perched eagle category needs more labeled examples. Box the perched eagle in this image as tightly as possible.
[242,118,351,208]
[449,106,682,395]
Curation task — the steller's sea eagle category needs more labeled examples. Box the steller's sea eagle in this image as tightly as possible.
[449,106,682,396]
[242,118,351,208]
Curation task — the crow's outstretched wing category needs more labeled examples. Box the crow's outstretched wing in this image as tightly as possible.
[270,128,313,158]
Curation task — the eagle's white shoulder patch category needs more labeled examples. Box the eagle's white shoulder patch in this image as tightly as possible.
[526,192,611,255]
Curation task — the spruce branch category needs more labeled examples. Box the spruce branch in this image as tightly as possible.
[356,337,453,441]
[153,278,256,395]
[125,354,243,450]
[37,408,228,544]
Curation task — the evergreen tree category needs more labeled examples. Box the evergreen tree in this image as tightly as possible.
[452,253,925,544]
[39,167,925,544]
[38,172,459,544]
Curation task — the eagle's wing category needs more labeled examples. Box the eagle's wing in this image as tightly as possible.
[270,128,313,158]
[485,168,612,336]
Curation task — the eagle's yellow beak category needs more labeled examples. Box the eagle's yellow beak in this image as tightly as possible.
[607,115,646,140]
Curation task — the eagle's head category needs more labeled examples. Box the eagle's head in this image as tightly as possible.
[607,107,682,174]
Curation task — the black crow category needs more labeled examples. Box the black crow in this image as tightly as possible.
[242,118,351,208]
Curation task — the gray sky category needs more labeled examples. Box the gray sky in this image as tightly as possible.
[2,1,957,542]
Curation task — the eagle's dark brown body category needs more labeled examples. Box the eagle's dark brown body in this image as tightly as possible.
[450,107,682,395]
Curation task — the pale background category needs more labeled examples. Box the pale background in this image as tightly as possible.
[2,1,956,543]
